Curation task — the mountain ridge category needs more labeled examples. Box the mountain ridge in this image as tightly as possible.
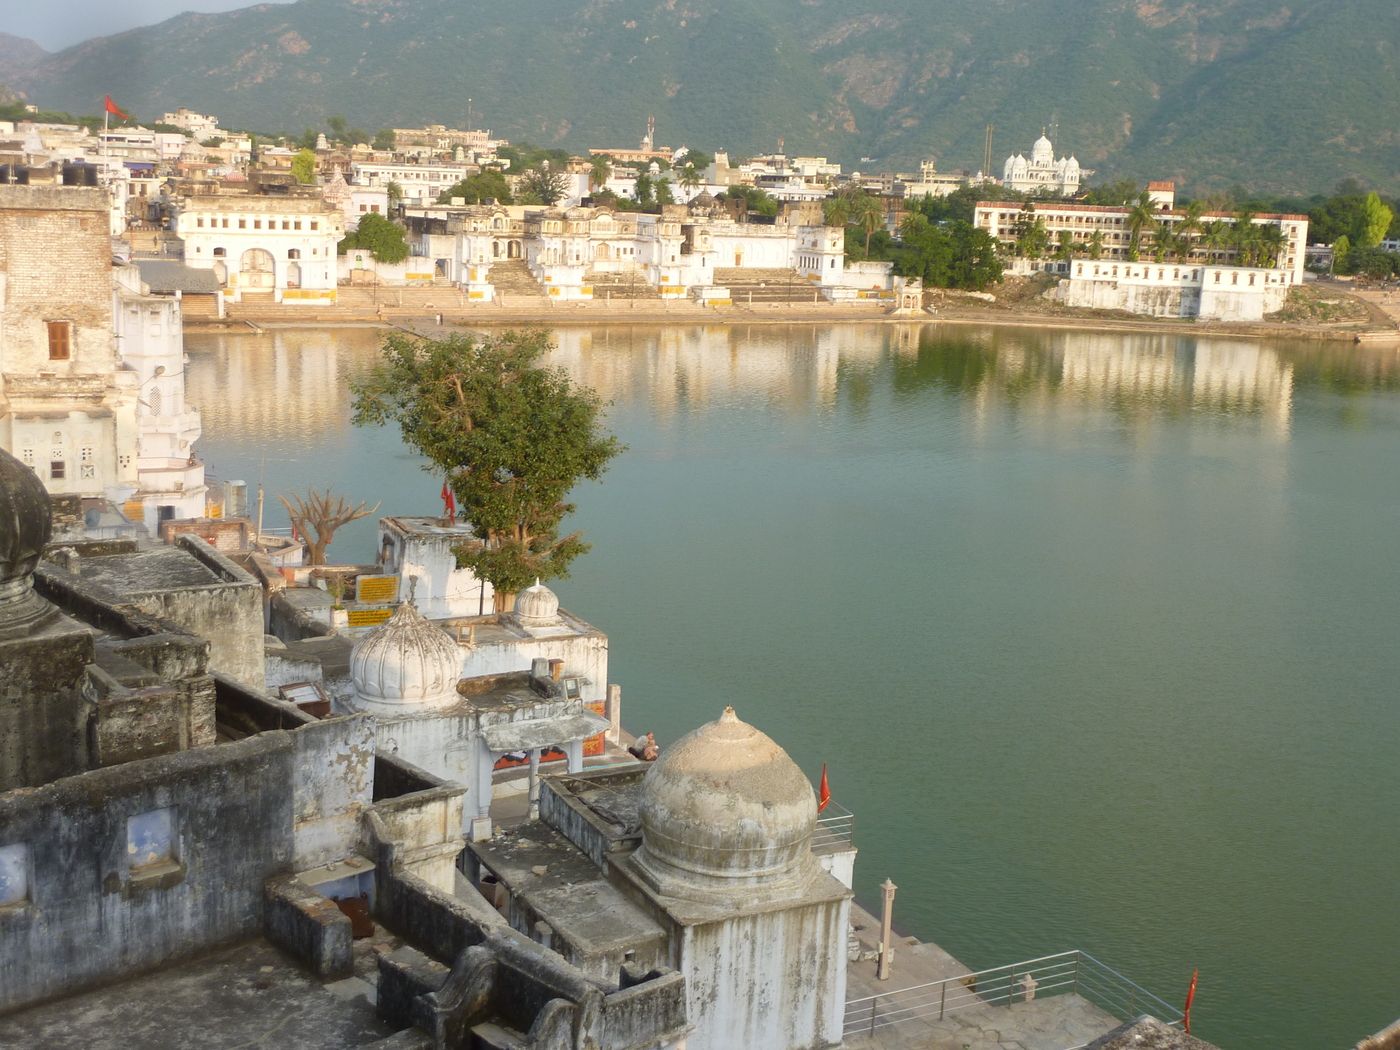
[2,0,1397,195]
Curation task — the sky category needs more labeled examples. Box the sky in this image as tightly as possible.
[5,0,294,52]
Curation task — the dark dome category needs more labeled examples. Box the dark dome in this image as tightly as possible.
[0,446,51,585]
[0,446,56,638]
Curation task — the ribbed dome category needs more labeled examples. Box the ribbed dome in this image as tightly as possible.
[513,580,561,627]
[0,447,57,639]
[1032,133,1054,163]
[634,707,817,895]
[348,602,461,715]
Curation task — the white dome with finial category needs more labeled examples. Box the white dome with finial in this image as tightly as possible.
[513,579,561,627]
[1032,131,1054,163]
[348,602,461,715]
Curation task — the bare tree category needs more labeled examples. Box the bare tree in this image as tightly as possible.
[278,489,380,566]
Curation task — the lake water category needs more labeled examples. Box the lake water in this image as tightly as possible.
[185,323,1400,1049]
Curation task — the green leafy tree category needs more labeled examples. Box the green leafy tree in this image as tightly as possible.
[327,115,349,143]
[291,148,318,184]
[1055,229,1075,262]
[1126,191,1158,261]
[1081,179,1141,207]
[1332,234,1351,269]
[372,128,396,151]
[676,162,702,195]
[519,165,568,205]
[351,331,622,606]
[1175,200,1205,260]
[339,213,410,263]
[722,185,779,222]
[438,171,513,204]
[1087,230,1105,260]
[386,180,404,206]
[1355,192,1393,248]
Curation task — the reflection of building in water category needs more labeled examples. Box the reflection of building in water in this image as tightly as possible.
[549,324,886,419]
[185,331,357,445]
[1049,332,1294,433]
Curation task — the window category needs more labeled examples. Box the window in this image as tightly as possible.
[127,808,178,877]
[288,248,300,260]
[20,448,33,467]
[46,321,72,360]
[294,221,302,230]
[310,221,319,230]
[213,246,226,257]
[196,217,205,228]
[0,843,30,908]
[221,218,229,228]
[50,460,65,480]
[80,446,93,462]
[238,219,246,229]
[254,219,262,229]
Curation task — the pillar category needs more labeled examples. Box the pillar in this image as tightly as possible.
[528,747,541,820]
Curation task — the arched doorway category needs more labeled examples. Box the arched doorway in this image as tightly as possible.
[508,240,522,259]
[241,248,275,290]
[595,243,611,262]
[285,261,302,289]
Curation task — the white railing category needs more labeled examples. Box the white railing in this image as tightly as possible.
[813,802,854,853]
[844,949,1182,1040]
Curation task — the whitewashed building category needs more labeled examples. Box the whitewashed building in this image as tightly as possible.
[1001,131,1087,195]
[351,160,472,207]
[175,191,344,304]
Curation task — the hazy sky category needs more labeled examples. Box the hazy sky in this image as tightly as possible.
[7,0,294,51]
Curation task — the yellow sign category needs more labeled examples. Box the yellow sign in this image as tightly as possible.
[356,575,400,604]
[347,607,394,628]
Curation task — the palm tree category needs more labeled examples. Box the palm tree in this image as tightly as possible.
[676,162,702,197]
[1202,221,1230,262]
[1127,190,1158,261]
[1231,210,1260,267]
[1175,200,1205,260]
[589,156,612,192]
[1256,224,1287,269]
[1087,229,1105,260]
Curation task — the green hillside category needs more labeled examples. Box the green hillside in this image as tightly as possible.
[2,0,1398,195]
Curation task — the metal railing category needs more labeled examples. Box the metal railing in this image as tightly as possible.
[813,802,855,853]
[844,949,1182,1040]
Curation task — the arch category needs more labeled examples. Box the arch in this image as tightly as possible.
[595,242,612,262]
[240,248,276,290]
[508,240,522,259]
[286,261,302,289]
[212,262,228,286]
[212,246,226,257]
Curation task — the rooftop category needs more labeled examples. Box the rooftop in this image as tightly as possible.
[71,545,231,596]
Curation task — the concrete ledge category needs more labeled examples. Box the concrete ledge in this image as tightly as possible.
[264,875,353,980]
[377,945,449,1029]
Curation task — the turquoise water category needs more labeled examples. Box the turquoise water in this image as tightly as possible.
[186,323,1400,1049]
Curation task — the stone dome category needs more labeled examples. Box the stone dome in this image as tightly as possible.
[348,602,461,715]
[634,707,817,896]
[1032,133,1054,163]
[0,446,57,638]
[513,580,561,627]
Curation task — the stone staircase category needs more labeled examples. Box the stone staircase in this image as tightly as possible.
[713,268,820,303]
[585,270,661,300]
[487,260,549,304]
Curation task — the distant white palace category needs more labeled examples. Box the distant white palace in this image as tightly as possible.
[1002,131,1088,196]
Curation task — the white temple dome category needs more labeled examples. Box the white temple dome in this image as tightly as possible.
[514,580,561,627]
[348,602,461,714]
[1032,133,1054,162]
[635,706,817,893]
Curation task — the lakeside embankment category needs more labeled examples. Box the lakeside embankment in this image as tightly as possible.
[185,287,1400,346]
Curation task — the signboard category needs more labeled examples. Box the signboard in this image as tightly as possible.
[356,574,400,604]
[346,606,394,629]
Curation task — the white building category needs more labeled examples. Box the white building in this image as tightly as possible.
[158,108,221,142]
[351,160,472,207]
[175,191,344,304]
[112,266,207,528]
[1002,131,1086,196]
[1058,259,1296,322]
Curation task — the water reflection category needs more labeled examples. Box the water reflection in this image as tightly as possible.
[186,322,1400,448]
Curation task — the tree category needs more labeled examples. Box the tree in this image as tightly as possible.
[1087,229,1105,260]
[339,213,410,263]
[1126,191,1158,261]
[438,171,512,205]
[1332,234,1351,269]
[326,115,348,143]
[278,489,380,566]
[519,165,568,205]
[1176,200,1205,260]
[676,162,702,196]
[351,332,622,607]
[589,156,612,192]
[386,180,404,206]
[722,185,778,222]
[372,128,396,151]
[1055,229,1075,262]
[1356,192,1393,249]
[291,148,318,184]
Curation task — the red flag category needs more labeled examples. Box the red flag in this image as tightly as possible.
[441,478,457,520]
[1183,968,1198,1033]
[103,95,129,121]
[818,764,831,812]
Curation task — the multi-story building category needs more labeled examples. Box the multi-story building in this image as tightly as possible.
[175,187,344,305]
[974,187,1308,283]
[0,184,139,502]
[351,160,472,207]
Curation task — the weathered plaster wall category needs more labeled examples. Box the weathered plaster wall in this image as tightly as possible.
[680,899,850,1050]
[0,622,93,791]
[289,714,375,871]
[0,732,295,1013]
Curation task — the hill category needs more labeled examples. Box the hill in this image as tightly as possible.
[2,0,1398,195]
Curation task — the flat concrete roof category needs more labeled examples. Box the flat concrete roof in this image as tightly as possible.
[75,546,227,596]
[0,938,413,1050]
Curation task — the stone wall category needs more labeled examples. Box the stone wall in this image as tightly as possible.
[0,619,93,791]
[0,732,295,1012]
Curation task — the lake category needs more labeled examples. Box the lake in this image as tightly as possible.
[186,322,1400,1049]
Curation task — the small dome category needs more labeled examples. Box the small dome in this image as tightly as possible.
[0,447,57,638]
[348,602,461,714]
[514,580,561,627]
[634,707,817,896]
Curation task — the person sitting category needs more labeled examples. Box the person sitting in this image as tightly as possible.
[628,731,660,762]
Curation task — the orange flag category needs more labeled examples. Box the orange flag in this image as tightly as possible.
[1183,968,1198,1033]
[818,764,831,812]
[103,95,129,121]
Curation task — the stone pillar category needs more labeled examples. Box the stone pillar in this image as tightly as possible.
[565,738,584,773]
[528,747,541,820]
[878,878,897,981]
[607,683,622,745]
